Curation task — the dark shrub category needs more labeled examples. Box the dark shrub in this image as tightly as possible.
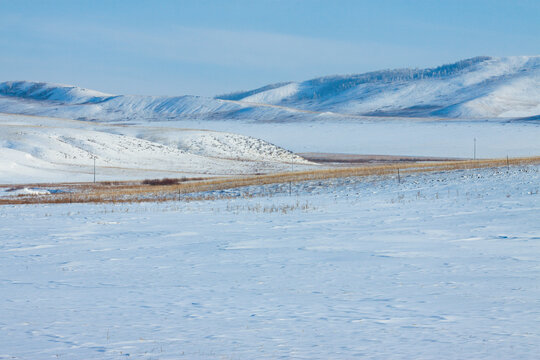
[142,178,180,186]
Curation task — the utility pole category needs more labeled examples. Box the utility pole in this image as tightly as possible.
[289,160,293,196]
[289,158,295,196]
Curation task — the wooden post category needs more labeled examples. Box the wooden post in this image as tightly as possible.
[289,160,294,196]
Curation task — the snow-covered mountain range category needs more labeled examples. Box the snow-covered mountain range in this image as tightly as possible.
[0,81,246,122]
[218,56,540,119]
[1,56,539,122]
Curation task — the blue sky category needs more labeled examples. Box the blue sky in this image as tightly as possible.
[1,0,538,96]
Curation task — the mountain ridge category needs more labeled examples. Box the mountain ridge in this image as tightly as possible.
[1,55,539,121]
[216,56,540,119]
[217,56,493,100]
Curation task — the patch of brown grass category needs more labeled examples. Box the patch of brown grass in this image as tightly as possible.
[1,156,539,205]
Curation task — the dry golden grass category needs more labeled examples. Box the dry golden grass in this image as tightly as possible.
[1,156,539,205]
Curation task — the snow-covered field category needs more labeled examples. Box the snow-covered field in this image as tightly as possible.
[1,165,539,359]
[155,118,540,159]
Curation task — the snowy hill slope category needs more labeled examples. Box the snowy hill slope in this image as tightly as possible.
[219,56,540,119]
[1,56,539,122]
[0,81,115,104]
[0,81,303,123]
[0,113,311,184]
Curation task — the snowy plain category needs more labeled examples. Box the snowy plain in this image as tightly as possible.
[1,165,539,359]
[153,118,540,159]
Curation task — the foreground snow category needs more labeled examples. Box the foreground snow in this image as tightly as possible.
[1,165,539,359]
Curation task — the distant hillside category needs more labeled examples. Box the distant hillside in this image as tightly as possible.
[0,81,251,122]
[1,56,539,121]
[218,56,540,119]
[0,81,116,104]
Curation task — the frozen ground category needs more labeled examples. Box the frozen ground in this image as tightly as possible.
[1,165,539,359]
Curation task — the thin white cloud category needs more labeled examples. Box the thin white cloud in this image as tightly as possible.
[4,16,432,72]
